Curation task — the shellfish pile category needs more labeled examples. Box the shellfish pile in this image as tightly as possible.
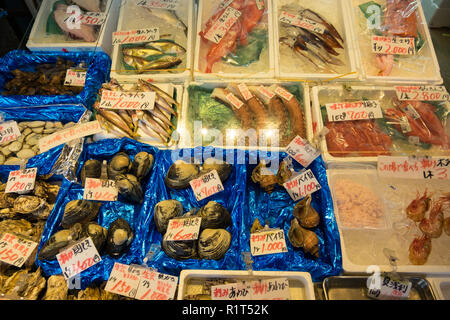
[251,159,293,194]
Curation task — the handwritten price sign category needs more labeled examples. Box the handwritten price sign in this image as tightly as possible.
[225,92,244,109]
[0,233,38,267]
[136,270,178,300]
[279,11,326,34]
[5,168,37,194]
[395,86,450,101]
[164,217,201,241]
[212,278,290,300]
[190,169,224,201]
[367,275,412,300]
[204,6,241,44]
[83,178,118,202]
[326,100,383,122]
[56,237,102,280]
[286,136,320,168]
[100,90,156,110]
[274,86,294,102]
[137,0,179,10]
[250,229,288,257]
[378,156,450,180]
[283,169,321,201]
[105,263,143,298]
[64,69,86,87]
[113,28,159,45]
[372,35,415,55]
[0,121,21,145]
[237,83,253,101]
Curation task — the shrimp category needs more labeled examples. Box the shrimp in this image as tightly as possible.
[406,190,431,222]
[419,201,444,238]
[408,235,431,265]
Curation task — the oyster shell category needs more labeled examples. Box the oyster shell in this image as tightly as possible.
[293,195,320,229]
[197,201,232,230]
[77,286,102,300]
[61,200,102,228]
[200,157,232,183]
[164,159,200,189]
[43,275,68,300]
[13,196,46,214]
[154,199,183,234]
[80,159,102,187]
[0,219,34,237]
[130,151,154,181]
[19,267,46,300]
[0,190,18,208]
[107,152,131,180]
[288,218,319,258]
[198,229,231,260]
[82,222,107,253]
[105,218,134,258]
[115,174,144,204]
[37,223,83,260]
[2,269,28,297]
[161,235,198,260]
[251,162,278,194]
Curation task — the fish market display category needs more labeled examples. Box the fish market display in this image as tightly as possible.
[2,57,84,96]
[0,267,46,300]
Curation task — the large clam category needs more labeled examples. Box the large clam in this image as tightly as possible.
[82,222,107,253]
[200,157,232,183]
[61,200,102,228]
[161,234,198,260]
[164,159,200,189]
[198,228,231,260]
[105,218,134,258]
[107,152,131,180]
[293,195,320,229]
[197,201,232,230]
[288,218,319,258]
[37,223,83,260]
[115,174,144,204]
[80,159,102,187]
[130,151,154,181]
[153,199,183,234]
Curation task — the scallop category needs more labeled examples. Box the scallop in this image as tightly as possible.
[197,229,231,260]
[130,151,154,181]
[61,200,102,228]
[161,234,198,260]
[105,218,134,258]
[200,157,232,183]
[153,199,183,235]
[164,159,200,189]
[80,159,102,187]
[107,152,131,180]
[197,201,232,230]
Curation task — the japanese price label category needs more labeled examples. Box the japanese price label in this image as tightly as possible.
[136,270,178,300]
[137,0,179,10]
[395,86,450,101]
[279,11,326,34]
[5,168,37,194]
[211,282,251,300]
[367,274,412,300]
[56,237,102,280]
[105,263,143,299]
[212,278,290,300]
[64,69,86,87]
[113,28,159,45]
[250,229,288,257]
[378,156,450,180]
[237,83,253,101]
[204,6,241,44]
[372,35,415,55]
[258,86,275,100]
[189,169,224,201]
[100,90,156,110]
[0,121,21,145]
[164,217,202,241]
[283,169,322,201]
[0,233,38,268]
[326,100,383,122]
[218,0,234,9]
[403,104,421,120]
[79,12,107,25]
[274,86,293,101]
[226,92,244,109]
[286,135,320,168]
[83,178,118,202]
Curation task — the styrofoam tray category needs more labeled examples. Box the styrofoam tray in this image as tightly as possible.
[26,0,120,55]
[193,0,275,80]
[274,0,360,81]
[177,270,315,300]
[347,0,442,84]
[428,277,450,300]
[110,0,195,83]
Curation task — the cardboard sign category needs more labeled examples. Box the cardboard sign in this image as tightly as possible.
[212,278,290,300]
[164,217,202,241]
[83,178,118,202]
[113,28,159,45]
[279,11,326,34]
[136,0,179,10]
[5,168,37,194]
[395,86,450,101]
[189,169,224,201]
[0,233,38,268]
[64,69,86,87]
[372,36,415,55]
[283,169,322,201]
[100,90,156,110]
[367,275,412,300]
[105,263,143,299]
[250,229,288,257]
[378,156,450,180]
[204,6,241,44]
[326,100,383,122]
[225,92,244,109]
[237,83,253,101]
[0,121,21,145]
[136,270,178,300]
[56,237,102,280]
[286,135,320,168]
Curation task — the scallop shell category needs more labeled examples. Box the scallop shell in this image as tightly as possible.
[164,159,200,189]
[197,201,232,230]
[153,199,183,234]
[198,228,231,260]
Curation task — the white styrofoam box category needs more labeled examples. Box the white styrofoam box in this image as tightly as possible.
[274,0,361,81]
[27,0,120,55]
[193,0,275,81]
[428,277,450,300]
[110,0,195,83]
[347,0,442,84]
[177,269,316,300]
[422,0,450,28]
[178,80,312,151]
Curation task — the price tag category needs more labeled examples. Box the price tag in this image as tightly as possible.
[237,83,253,101]
[211,278,290,300]
[136,270,178,300]
[286,135,320,168]
[105,263,143,299]
[258,86,275,100]
[56,237,102,280]
[0,121,21,145]
[64,69,86,87]
[0,233,38,268]
[372,35,415,55]
[283,169,321,201]
[79,12,107,25]
[100,90,156,110]
[113,28,159,45]
[39,120,104,153]
[403,104,421,120]
[279,11,326,34]
[378,156,450,180]
[137,0,179,10]
[5,168,37,194]
[204,6,241,44]
[367,274,412,300]
[164,217,202,241]
[225,92,244,109]
[326,100,383,122]
[211,282,252,300]
[189,169,224,201]
[273,86,293,101]
[395,86,450,101]
[83,178,118,202]
[250,229,288,257]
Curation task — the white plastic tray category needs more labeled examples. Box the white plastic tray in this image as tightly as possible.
[428,277,450,300]
[177,269,315,300]
[26,0,120,55]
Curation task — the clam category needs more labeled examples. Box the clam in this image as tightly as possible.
[37,223,83,260]
[105,218,134,258]
[107,152,131,180]
[82,222,107,253]
[197,201,232,230]
[130,151,154,181]
[61,200,102,228]
[251,162,278,194]
[198,228,231,260]
[115,174,144,204]
[80,159,102,187]
[161,234,198,260]
[288,219,319,258]
[153,199,183,234]
[293,195,320,229]
[164,159,200,189]
[200,157,232,183]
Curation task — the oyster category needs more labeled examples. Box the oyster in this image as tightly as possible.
[44,275,68,300]
[2,269,28,297]
[19,267,46,300]
[161,235,198,260]
[13,196,46,215]
[164,159,200,189]
[0,190,18,208]
[82,222,107,253]
[288,219,319,258]
[80,159,102,187]
[115,174,144,204]
[37,223,83,260]
[445,217,450,236]
[61,200,102,228]
[154,199,183,234]
[130,151,154,181]
[77,286,102,300]
[197,201,232,230]
[105,218,134,258]
[200,158,232,183]
[293,195,320,229]
[198,229,231,260]
[251,162,278,194]
[107,152,131,180]
[0,219,34,238]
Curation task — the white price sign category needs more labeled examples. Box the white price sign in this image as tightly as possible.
[105,263,143,299]
[164,217,202,241]
[279,11,326,34]
[283,169,321,201]
[225,92,244,109]
[378,156,450,180]
[395,86,450,101]
[136,270,178,300]
[83,178,118,202]
[237,83,253,101]
[204,6,241,44]
[189,169,224,201]
[250,229,288,257]
[286,136,320,168]
[326,100,383,122]
[0,233,38,268]
[367,274,412,300]
[274,86,294,101]
[100,90,156,110]
[136,0,179,10]
[372,35,415,55]
[113,28,159,45]
[64,69,86,87]
[211,278,290,300]
[0,121,21,145]
[5,168,37,194]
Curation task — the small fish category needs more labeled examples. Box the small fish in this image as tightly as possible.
[145,8,187,36]
[124,55,182,72]
[138,121,167,144]
[142,114,171,139]
[96,114,132,139]
[144,41,186,55]
[149,108,175,129]
[94,107,135,137]
[138,80,180,108]
[123,47,164,59]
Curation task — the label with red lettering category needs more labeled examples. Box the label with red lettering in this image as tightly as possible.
[100,90,156,110]
[204,6,241,44]
[279,11,326,34]
[211,278,290,300]
[274,86,293,101]
[211,282,251,300]
[377,156,450,180]
[367,274,412,300]
[403,104,421,120]
[137,0,179,10]
[237,83,253,101]
[372,36,415,55]
[79,12,106,25]
[5,168,37,194]
[64,69,86,87]
[0,121,21,145]
[225,92,244,109]
[56,237,102,280]
[113,28,159,45]
[250,229,288,257]
[395,86,450,101]
[283,169,322,201]
[83,178,118,202]
[218,0,234,9]
[105,263,143,299]
[0,233,38,268]
[189,169,224,201]
[164,217,202,241]
[286,135,320,168]
[258,86,275,100]
[326,100,383,122]
[136,270,178,300]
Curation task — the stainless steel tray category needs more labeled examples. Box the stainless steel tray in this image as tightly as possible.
[323,276,436,300]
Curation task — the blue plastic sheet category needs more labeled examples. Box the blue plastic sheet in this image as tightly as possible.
[35,138,159,289]
[0,50,110,109]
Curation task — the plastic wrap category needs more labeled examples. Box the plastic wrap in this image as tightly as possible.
[35,138,159,289]
[0,50,111,109]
